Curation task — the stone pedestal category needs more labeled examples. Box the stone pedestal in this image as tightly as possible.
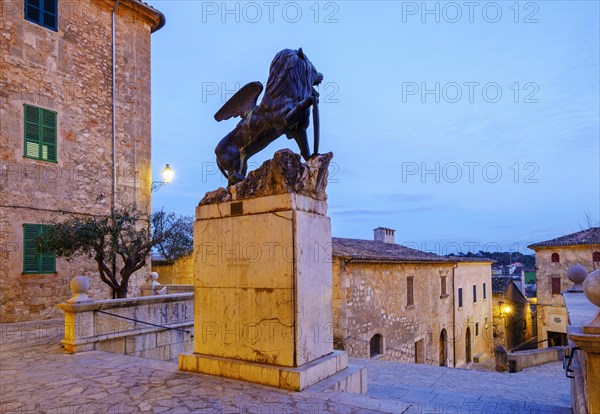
[179,150,366,392]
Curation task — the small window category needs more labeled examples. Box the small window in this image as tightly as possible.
[473,285,477,303]
[551,252,560,263]
[593,251,600,262]
[440,275,448,297]
[551,277,561,295]
[458,288,463,308]
[24,105,57,162]
[23,224,56,273]
[369,334,383,358]
[25,0,58,31]
[475,322,479,336]
[483,282,487,299]
[407,276,414,306]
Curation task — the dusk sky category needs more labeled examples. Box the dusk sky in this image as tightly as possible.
[147,1,599,254]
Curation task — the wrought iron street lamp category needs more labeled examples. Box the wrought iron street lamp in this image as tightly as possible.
[152,164,174,192]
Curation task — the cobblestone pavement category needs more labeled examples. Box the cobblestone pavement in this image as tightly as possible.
[0,321,571,413]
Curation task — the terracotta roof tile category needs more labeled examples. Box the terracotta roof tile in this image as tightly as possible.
[528,227,600,249]
[492,276,512,294]
[332,237,494,263]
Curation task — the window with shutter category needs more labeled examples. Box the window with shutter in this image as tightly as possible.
[440,275,448,297]
[23,224,56,274]
[458,288,463,308]
[551,278,561,295]
[483,282,487,299]
[24,105,57,162]
[407,276,414,306]
[473,285,477,303]
[25,0,58,31]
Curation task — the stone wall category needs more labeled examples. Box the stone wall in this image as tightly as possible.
[58,292,193,362]
[563,288,600,414]
[333,258,457,366]
[152,256,194,285]
[535,245,599,307]
[507,346,566,372]
[0,0,163,322]
[534,245,599,347]
[453,262,494,366]
[492,284,535,350]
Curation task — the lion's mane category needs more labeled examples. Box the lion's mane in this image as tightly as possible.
[264,49,318,103]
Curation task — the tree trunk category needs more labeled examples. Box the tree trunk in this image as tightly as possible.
[114,283,128,298]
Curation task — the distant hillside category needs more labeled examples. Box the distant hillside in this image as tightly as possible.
[447,251,535,267]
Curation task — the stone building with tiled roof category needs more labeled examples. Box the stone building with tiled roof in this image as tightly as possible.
[491,276,535,350]
[0,0,165,321]
[528,228,600,348]
[332,228,493,368]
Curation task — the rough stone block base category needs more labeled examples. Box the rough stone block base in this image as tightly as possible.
[179,350,364,392]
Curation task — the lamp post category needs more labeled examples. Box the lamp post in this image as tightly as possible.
[152,164,174,192]
[499,304,512,348]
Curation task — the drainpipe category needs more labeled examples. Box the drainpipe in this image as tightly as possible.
[452,263,458,367]
[111,0,120,212]
[111,0,120,299]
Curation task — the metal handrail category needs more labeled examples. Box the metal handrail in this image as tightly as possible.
[564,347,581,379]
[94,309,193,337]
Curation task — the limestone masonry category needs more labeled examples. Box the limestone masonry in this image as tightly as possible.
[1,0,165,322]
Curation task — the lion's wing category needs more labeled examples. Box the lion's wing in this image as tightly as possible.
[214,81,263,121]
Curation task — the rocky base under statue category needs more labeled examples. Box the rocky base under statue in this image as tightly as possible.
[201,149,333,204]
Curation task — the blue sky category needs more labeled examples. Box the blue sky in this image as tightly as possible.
[147,1,599,254]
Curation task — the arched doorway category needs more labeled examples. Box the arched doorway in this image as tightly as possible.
[439,329,448,366]
[465,327,472,363]
[370,334,383,358]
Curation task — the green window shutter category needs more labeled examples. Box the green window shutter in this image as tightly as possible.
[39,225,56,272]
[23,105,57,162]
[23,224,56,273]
[23,224,41,272]
[41,109,57,161]
[24,105,41,159]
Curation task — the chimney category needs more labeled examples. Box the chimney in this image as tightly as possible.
[374,227,395,244]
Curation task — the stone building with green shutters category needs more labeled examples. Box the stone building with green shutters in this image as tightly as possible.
[0,0,165,322]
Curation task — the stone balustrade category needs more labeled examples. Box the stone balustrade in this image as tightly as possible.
[563,268,600,414]
[58,276,193,362]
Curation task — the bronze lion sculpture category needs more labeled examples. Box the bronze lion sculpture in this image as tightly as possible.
[214,48,323,185]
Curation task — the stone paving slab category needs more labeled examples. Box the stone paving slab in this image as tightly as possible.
[0,321,572,413]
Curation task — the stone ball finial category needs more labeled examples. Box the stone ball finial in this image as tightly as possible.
[567,264,588,291]
[67,275,92,303]
[583,269,600,334]
[583,269,600,308]
[149,271,161,289]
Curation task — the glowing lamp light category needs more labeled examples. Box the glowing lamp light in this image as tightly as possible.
[161,164,174,183]
[502,305,512,314]
[152,164,175,192]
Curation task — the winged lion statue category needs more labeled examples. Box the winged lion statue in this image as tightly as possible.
[214,48,323,186]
